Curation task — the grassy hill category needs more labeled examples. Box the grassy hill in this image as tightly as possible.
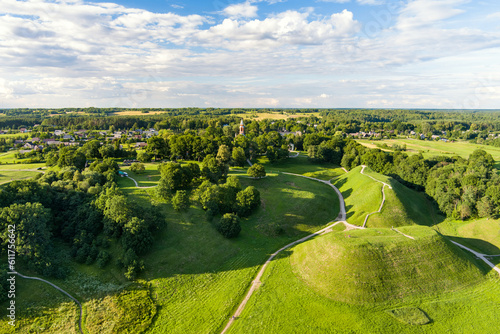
[333,166,441,227]
[290,226,488,305]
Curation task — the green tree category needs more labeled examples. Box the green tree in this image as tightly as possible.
[232,147,246,167]
[0,202,51,268]
[130,162,145,174]
[216,213,241,238]
[172,190,189,211]
[146,136,169,160]
[216,144,232,164]
[236,186,261,216]
[247,163,266,178]
[136,150,151,163]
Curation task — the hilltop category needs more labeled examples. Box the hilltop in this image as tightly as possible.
[290,226,487,305]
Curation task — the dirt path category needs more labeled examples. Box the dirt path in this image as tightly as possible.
[220,173,359,334]
[449,241,500,277]
[360,165,392,228]
[126,176,157,189]
[391,227,415,240]
[13,271,84,334]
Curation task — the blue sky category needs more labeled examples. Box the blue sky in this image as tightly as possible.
[1,0,500,108]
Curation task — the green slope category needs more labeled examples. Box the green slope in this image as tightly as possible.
[290,226,487,305]
[333,166,441,227]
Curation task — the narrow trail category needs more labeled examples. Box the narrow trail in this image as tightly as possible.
[288,151,300,158]
[360,165,392,228]
[391,227,415,240]
[126,175,157,189]
[220,172,361,334]
[449,241,500,277]
[13,271,84,334]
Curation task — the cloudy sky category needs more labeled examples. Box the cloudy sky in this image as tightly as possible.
[1,0,499,109]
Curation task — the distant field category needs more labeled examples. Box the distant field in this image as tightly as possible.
[0,170,41,184]
[356,139,500,168]
[0,133,29,139]
[242,112,321,121]
[0,163,46,170]
[109,110,168,116]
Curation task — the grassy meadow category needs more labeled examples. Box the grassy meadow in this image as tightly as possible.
[356,138,500,169]
[1,160,342,334]
[228,243,500,334]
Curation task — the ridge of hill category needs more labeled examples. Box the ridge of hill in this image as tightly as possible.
[290,226,487,305]
[333,166,441,227]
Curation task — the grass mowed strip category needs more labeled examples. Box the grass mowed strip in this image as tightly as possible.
[229,246,500,334]
[256,154,343,179]
[290,226,487,305]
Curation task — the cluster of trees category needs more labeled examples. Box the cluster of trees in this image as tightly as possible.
[156,155,261,238]
[0,160,161,280]
[333,138,499,220]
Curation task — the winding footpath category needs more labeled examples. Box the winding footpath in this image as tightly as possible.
[126,175,157,189]
[220,172,360,334]
[13,271,84,334]
[449,241,500,277]
[360,165,392,228]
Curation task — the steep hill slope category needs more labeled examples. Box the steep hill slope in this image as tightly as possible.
[290,226,487,305]
[333,166,440,227]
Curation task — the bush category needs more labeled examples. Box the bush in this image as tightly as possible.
[130,162,146,174]
[216,213,241,238]
[248,163,266,178]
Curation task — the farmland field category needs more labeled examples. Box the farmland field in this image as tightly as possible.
[356,138,500,168]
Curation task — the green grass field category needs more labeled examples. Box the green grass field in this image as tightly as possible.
[435,218,500,255]
[1,168,341,334]
[356,138,500,169]
[229,226,500,334]
[290,226,487,304]
[332,166,441,227]
[257,153,344,180]
[0,170,41,184]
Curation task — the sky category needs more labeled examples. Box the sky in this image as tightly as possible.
[1,0,500,109]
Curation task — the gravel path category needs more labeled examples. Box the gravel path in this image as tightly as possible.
[360,165,392,228]
[13,271,84,334]
[220,172,358,334]
[449,241,500,277]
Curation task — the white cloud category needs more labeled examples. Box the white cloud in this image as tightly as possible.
[0,0,499,108]
[223,2,259,19]
[397,0,468,30]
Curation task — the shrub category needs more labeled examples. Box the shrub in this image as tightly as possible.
[172,190,189,211]
[248,163,266,178]
[216,213,241,238]
[130,162,146,174]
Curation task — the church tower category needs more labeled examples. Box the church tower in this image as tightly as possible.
[239,119,245,135]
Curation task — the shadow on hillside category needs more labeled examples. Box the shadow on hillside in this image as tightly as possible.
[444,235,500,276]
[138,172,345,282]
